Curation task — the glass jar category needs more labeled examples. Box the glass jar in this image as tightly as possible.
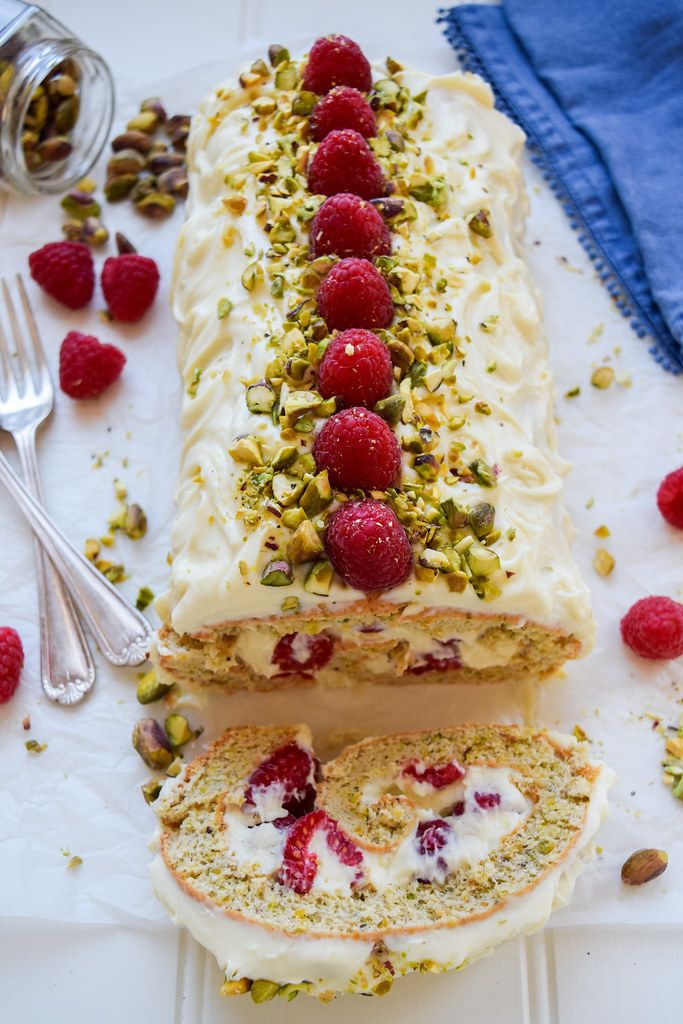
[0,1,114,195]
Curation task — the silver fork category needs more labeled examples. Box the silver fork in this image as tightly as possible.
[0,276,95,706]
[0,275,153,701]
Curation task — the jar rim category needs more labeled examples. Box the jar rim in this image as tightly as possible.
[1,38,115,196]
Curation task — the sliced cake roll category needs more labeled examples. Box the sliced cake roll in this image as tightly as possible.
[153,33,594,691]
[151,724,613,1000]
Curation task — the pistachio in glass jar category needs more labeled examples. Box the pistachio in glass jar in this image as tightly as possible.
[0,1,114,195]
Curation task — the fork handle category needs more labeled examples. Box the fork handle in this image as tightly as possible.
[0,449,152,667]
[14,428,96,706]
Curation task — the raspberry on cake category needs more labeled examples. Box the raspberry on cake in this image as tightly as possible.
[317,257,394,329]
[309,87,376,141]
[150,724,614,1000]
[307,129,386,199]
[153,40,595,690]
[317,328,393,407]
[309,194,391,260]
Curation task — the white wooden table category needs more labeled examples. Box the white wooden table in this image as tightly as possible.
[1,2,681,1021]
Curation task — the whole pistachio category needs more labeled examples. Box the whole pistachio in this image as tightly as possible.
[157,166,188,198]
[136,191,176,219]
[268,44,290,67]
[165,114,191,151]
[112,129,152,155]
[54,95,80,133]
[81,217,109,247]
[47,72,76,98]
[250,981,280,1004]
[104,173,139,201]
[132,718,173,770]
[129,176,157,203]
[61,190,101,219]
[38,136,72,162]
[621,848,668,885]
[127,109,158,133]
[107,148,146,176]
[124,503,147,540]
[141,96,167,124]
[148,151,184,174]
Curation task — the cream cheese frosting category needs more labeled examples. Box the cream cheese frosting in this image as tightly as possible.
[150,754,614,995]
[161,58,594,651]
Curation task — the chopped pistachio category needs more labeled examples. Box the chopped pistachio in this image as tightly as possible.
[217,297,233,319]
[374,394,406,426]
[229,435,263,466]
[594,524,610,538]
[419,548,451,572]
[287,519,323,564]
[440,497,470,530]
[67,855,83,869]
[445,571,468,593]
[25,739,47,754]
[272,473,305,507]
[468,502,496,538]
[282,507,307,530]
[593,548,615,577]
[270,445,298,470]
[304,559,334,596]
[281,596,300,612]
[124,503,147,540]
[137,668,172,705]
[426,318,456,345]
[261,559,294,586]
[284,389,323,418]
[187,367,202,397]
[141,778,163,805]
[165,713,195,749]
[251,980,280,1004]
[565,386,581,398]
[268,44,290,67]
[468,459,496,487]
[466,543,500,577]
[414,453,439,481]
[246,379,276,414]
[241,261,264,292]
[468,209,492,237]
[299,471,332,516]
[222,978,252,997]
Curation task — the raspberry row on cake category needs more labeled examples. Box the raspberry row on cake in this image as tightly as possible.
[154,35,594,689]
[150,723,614,1000]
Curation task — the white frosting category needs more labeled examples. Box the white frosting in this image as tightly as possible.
[150,759,615,995]
[162,60,594,651]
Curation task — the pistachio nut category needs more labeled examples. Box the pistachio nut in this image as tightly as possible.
[304,559,333,596]
[246,380,276,414]
[61,190,101,220]
[426,318,457,345]
[419,548,451,572]
[272,473,305,507]
[165,114,191,151]
[593,547,615,576]
[129,177,157,203]
[217,298,233,319]
[466,543,500,577]
[468,502,496,538]
[275,64,298,90]
[229,435,263,466]
[468,459,496,487]
[261,559,294,587]
[299,471,332,516]
[115,231,137,254]
[374,393,406,426]
[135,586,154,611]
[221,978,251,996]
[132,718,174,770]
[55,95,80,134]
[157,166,188,197]
[37,136,73,162]
[388,338,415,370]
[268,44,290,67]
[468,209,492,238]
[112,129,152,154]
[104,173,139,202]
[278,983,304,1001]
[414,453,439,481]
[591,366,614,389]
[47,72,76,98]
[141,779,163,805]
[136,669,172,705]
[270,445,299,470]
[108,148,146,177]
[148,151,185,174]
[370,196,406,220]
[136,191,176,219]
[287,519,323,563]
[292,91,317,116]
[140,96,167,124]
[250,980,280,1004]
[81,217,109,247]
[127,110,158,133]
[282,507,307,530]
[124,503,147,540]
[621,848,668,885]
[165,713,195,749]
[440,497,470,530]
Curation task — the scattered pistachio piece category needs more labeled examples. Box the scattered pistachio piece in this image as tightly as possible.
[67,855,82,869]
[221,978,251,997]
[621,848,668,886]
[591,366,615,389]
[250,980,280,1004]
[468,209,492,237]
[261,559,294,587]
[132,718,173,770]
[25,739,47,754]
[137,669,172,705]
[593,548,615,577]
[136,586,154,611]
[141,779,163,805]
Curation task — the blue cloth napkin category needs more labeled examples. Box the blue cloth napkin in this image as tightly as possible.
[438,1,683,373]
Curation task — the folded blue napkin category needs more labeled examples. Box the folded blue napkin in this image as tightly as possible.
[438,1,683,373]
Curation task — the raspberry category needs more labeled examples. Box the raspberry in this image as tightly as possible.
[310,87,376,141]
[101,253,160,323]
[415,818,451,856]
[325,498,412,592]
[244,741,317,818]
[314,407,400,490]
[28,241,94,310]
[271,632,334,676]
[317,257,394,330]
[657,467,683,529]
[402,759,465,789]
[474,792,502,810]
[0,627,23,704]
[620,596,683,660]
[59,331,126,400]
[308,129,386,200]
[407,640,462,676]
[309,194,390,261]
[450,800,465,817]
[318,329,393,408]
[303,35,372,94]
[278,809,363,894]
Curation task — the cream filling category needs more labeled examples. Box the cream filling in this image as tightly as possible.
[162,59,594,651]
[150,760,614,995]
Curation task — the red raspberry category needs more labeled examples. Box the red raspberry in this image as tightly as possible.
[314,407,400,490]
[450,800,465,817]
[308,129,386,200]
[325,498,412,592]
[402,759,465,789]
[101,253,160,323]
[310,194,390,261]
[317,257,394,330]
[28,241,94,310]
[59,331,126,400]
[0,627,23,704]
[318,329,393,408]
[310,87,376,141]
[620,596,683,660]
[271,632,334,676]
[474,792,502,810]
[415,819,452,856]
[407,640,462,676]
[278,809,363,894]
[244,741,318,818]
[657,467,683,529]
[303,35,372,95]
